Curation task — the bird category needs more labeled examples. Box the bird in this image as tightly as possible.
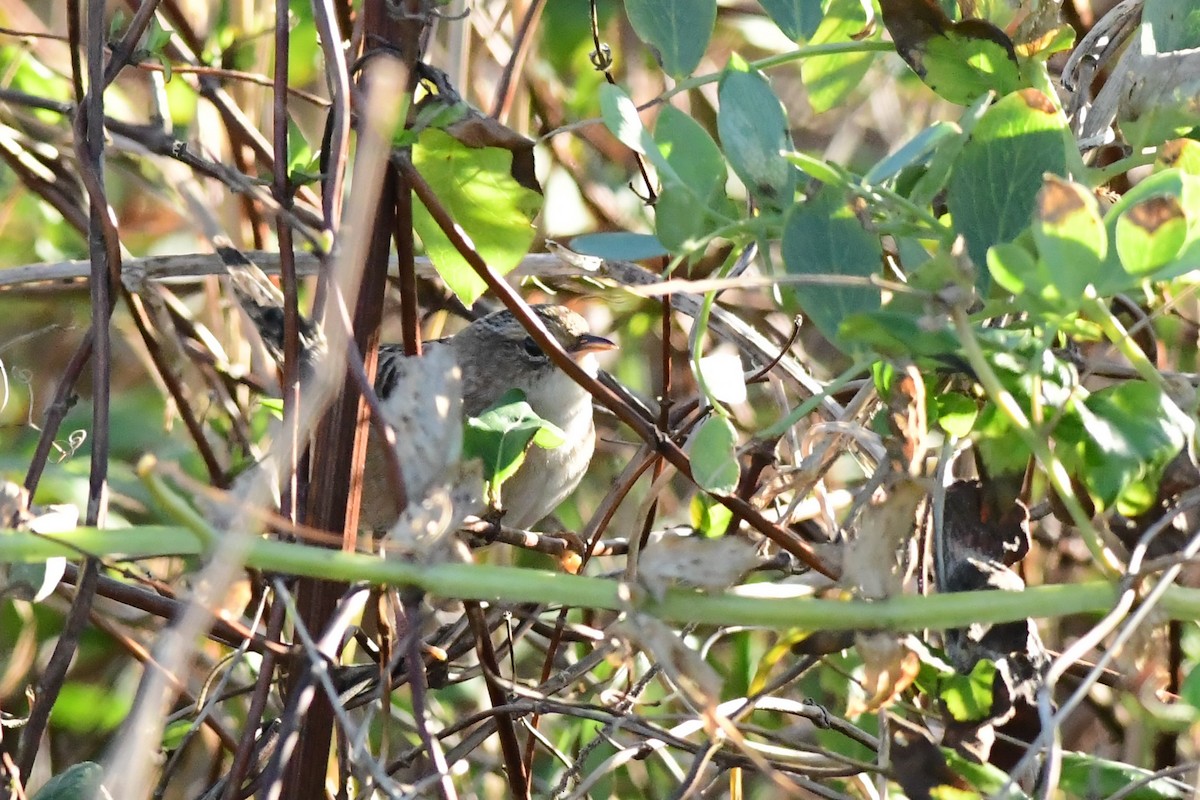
[360,304,616,533]
[218,246,614,533]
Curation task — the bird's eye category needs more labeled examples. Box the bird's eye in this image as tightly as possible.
[521,336,546,360]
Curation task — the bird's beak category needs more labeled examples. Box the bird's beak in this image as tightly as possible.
[571,333,617,356]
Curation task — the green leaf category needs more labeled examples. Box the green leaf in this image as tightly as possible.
[908,94,990,207]
[688,415,741,493]
[656,105,723,185]
[626,0,716,77]
[1076,382,1190,513]
[569,232,668,261]
[599,83,660,161]
[1181,661,1200,712]
[1098,169,1200,290]
[463,389,567,505]
[934,393,978,437]
[918,21,1022,105]
[940,659,997,722]
[717,59,796,209]
[1059,751,1190,800]
[653,105,733,251]
[1143,0,1200,53]
[987,240,1042,299]
[974,405,1033,477]
[145,17,173,54]
[50,681,133,733]
[411,129,542,305]
[942,748,1032,798]
[655,184,734,253]
[286,117,318,177]
[30,762,103,800]
[162,719,195,751]
[1115,194,1188,276]
[781,187,882,353]
[1030,175,1106,304]
[1156,139,1200,176]
[801,0,878,113]
[880,0,1022,105]
[758,0,824,40]
[946,89,1073,286]
[690,493,735,538]
[782,150,852,186]
[839,310,961,360]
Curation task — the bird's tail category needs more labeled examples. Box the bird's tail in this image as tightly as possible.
[214,239,326,377]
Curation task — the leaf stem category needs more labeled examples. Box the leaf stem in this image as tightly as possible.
[1081,290,1169,391]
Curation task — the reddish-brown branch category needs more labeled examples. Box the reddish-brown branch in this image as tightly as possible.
[491,0,548,122]
[465,602,531,799]
[398,155,837,579]
[124,291,226,485]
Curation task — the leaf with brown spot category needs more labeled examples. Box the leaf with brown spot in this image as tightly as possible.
[1116,194,1188,275]
[946,89,1074,283]
[1031,175,1106,304]
[443,114,541,194]
[879,0,1022,105]
[1156,139,1200,176]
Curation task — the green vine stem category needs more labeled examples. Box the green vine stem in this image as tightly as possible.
[6,524,1179,629]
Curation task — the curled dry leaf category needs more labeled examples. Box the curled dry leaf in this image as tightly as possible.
[377,346,482,560]
[842,477,925,600]
[443,113,540,194]
[848,631,920,717]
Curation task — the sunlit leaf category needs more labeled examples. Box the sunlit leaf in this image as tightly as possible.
[1030,175,1106,303]
[411,129,542,305]
[1076,382,1190,513]
[939,659,997,722]
[1155,139,1200,176]
[598,83,660,161]
[462,389,567,505]
[934,393,979,437]
[1059,751,1191,800]
[946,89,1073,287]
[801,0,878,112]
[688,415,741,493]
[1098,168,1200,290]
[1115,195,1188,275]
[654,105,733,251]
[690,493,735,538]
[880,0,1022,105]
